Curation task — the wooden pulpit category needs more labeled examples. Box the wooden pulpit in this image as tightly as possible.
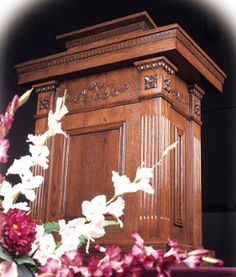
[15,12,226,250]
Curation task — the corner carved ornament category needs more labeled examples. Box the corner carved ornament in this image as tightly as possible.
[35,83,58,112]
[66,80,130,104]
[144,74,158,90]
[39,96,50,110]
[188,85,204,117]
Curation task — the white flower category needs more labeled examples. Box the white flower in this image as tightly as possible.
[47,96,68,138]
[31,225,57,265]
[134,165,153,182]
[134,178,154,194]
[14,174,43,202]
[7,155,33,177]
[84,215,106,240]
[83,215,106,253]
[112,171,133,196]
[82,195,107,221]
[106,197,125,227]
[53,96,68,121]
[112,171,154,196]
[27,133,48,147]
[0,181,30,212]
[29,144,50,169]
[58,218,86,253]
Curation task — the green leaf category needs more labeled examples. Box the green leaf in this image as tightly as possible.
[43,221,59,234]
[0,245,12,261]
[18,88,34,109]
[77,235,87,248]
[104,220,119,227]
[15,255,36,266]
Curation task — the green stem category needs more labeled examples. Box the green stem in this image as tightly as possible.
[106,195,118,206]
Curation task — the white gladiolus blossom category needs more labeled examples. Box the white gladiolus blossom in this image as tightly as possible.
[7,155,33,177]
[82,195,107,221]
[83,215,106,253]
[47,96,68,137]
[14,175,43,202]
[30,225,57,265]
[112,171,133,196]
[112,171,154,196]
[134,165,153,182]
[29,144,50,169]
[106,197,125,227]
[33,233,57,265]
[135,178,154,194]
[58,218,86,253]
[0,181,29,212]
[27,133,48,147]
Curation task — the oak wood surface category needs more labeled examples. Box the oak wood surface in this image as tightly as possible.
[21,12,226,251]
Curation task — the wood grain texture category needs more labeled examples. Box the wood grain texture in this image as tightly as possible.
[18,12,226,251]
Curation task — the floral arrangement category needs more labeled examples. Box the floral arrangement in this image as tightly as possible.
[0,90,223,276]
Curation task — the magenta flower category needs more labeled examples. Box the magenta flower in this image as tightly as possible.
[2,208,36,255]
[0,138,10,163]
[39,258,61,275]
[60,250,83,273]
[95,245,123,275]
[0,95,19,138]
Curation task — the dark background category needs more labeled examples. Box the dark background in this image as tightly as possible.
[1,0,235,266]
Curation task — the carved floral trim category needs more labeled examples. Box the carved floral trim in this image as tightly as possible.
[39,96,50,110]
[66,80,130,104]
[194,100,201,116]
[144,74,158,89]
[163,76,171,92]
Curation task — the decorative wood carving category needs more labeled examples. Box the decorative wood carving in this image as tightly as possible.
[66,80,130,104]
[39,96,50,110]
[171,90,185,103]
[144,75,158,90]
[194,100,201,116]
[34,83,58,93]
[137,60,175,74]
[163,76,171,92]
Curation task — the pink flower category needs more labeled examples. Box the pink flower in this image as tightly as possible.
[60,250,83,273]
[0,261,18,277]
[0,138,10,163]
[0,95,19,138]
[39,258,61,275]
[95,245,122,275]
[2,208,36,255]
[6,95,19,117]
[87,256,104,276]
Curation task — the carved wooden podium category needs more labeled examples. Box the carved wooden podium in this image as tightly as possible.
[16,12,226,250]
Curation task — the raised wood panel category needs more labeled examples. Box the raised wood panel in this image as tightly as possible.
[174,127,185,227]
[62,123,126,220]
